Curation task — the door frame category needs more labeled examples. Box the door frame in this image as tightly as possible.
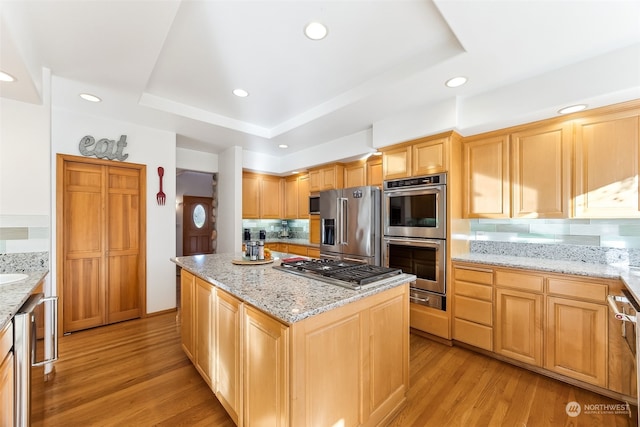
[56,154,147,336]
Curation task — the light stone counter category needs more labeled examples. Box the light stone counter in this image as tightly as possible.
[172,252,415,324]
[0,270,48,331]
[452,253,640,305]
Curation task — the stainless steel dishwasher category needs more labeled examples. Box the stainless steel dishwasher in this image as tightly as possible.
[13,293,58,427]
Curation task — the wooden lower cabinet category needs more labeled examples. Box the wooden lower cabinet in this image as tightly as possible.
[181,269,409,426]
[545,296,607,387]
[410,304,450,339]
[195,278,215,388]
[244,306,289,427]
[495,288,543,366]
[180,270,195,361]
[0,323,13,427]
[452,262,634,401]
[216,289,242,424]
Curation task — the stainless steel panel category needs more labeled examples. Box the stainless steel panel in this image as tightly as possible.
[383,185,446,239]
[409,288,444,310]
[384,237,445,295]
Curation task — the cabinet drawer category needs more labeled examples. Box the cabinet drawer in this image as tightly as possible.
[454,266,493,285]
[546,278,608,303]
[454,295,492,326]
[454,280,493,301]
[453,318,493,351]
[495,270,543,293]
[0,322,12,358]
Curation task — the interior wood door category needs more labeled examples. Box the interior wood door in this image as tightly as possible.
[62,161,106,332]
[58,155,145,334]
[183,196,213,256]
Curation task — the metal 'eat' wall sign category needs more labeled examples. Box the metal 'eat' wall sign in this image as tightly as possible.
[78,135,129,161]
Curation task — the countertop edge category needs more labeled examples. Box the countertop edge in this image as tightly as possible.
[0,270,49,331]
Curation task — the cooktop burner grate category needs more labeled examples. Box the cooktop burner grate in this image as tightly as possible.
[275,258,402,289]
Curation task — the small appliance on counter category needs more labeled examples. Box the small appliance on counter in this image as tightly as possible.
[280,220,289,238]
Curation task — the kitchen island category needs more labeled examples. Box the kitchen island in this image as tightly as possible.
[172,252,415,427]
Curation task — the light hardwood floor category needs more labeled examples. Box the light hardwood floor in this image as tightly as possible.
[32,312,637,427]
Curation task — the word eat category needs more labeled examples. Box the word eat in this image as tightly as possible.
[79,135,129,161]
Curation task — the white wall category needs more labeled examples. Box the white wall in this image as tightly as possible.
[52,106,178,314]
[176,147,218,173]
[217,146,242,253]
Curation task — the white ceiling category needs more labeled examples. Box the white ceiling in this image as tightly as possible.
[1,0,640,165]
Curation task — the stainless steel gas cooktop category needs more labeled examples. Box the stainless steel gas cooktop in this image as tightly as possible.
[273,258,402,290]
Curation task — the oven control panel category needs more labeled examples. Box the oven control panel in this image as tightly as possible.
[384,173,446,189]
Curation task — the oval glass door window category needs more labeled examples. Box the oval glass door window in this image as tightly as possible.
[193,204,206,228]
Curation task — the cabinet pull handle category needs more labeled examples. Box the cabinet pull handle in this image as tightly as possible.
[607,295,637,323]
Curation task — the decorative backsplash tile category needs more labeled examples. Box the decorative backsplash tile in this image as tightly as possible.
[466,218,640,266]
[241,219,310,240]
[0,215,50,254]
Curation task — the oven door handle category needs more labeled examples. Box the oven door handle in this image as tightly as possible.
[410,295,430,303]
[607,295,637,323]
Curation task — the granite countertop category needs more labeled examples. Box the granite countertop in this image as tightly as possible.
[0,270,49,331]
[172,252,415,324]
[452,253,640,304]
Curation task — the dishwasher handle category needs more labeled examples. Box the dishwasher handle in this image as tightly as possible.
[607,295,637,323]
[32,296,59,367]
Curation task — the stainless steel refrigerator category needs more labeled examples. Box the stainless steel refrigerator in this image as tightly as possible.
[320,186,381,265]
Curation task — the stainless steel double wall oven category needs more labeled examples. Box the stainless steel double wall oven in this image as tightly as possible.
[383,173,447,310]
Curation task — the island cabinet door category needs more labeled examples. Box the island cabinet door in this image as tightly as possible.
[195,277,215,390]
[243,306,290,427]
[180,270,195,362]
[290,284,409,427]
[216,289,242,425]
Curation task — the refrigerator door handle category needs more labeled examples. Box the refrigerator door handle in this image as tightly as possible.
[340,197,348,245]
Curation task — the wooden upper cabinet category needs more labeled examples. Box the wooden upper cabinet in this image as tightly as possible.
[574,110,640,218]
[242,172,283,219]
[413,137,448,176]
[382,146,411,180]
[344,161,367,188]
[309,164,344,192]
[283,176,298,219]
[367,156,383,187]
[511,123,572,218]
[242,172,261,219]
[297,174,310,218]
[463,134,510,218]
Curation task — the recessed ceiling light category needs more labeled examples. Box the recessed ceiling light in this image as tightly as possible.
[233,88,249,97]
[372,151,382,156]
[79,93,101,102]
[291,170,299,174]
[279,144,288,149]
[304,22,328,40]
[445,76,467,88]
[558,104,587,114]
[0,71,16,82]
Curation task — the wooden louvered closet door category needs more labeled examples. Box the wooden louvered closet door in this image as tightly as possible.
[59,155,145,333]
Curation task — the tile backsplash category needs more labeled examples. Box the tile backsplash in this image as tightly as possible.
[0,215,50,253]
[241,219,310,240]
[464,218,640,266]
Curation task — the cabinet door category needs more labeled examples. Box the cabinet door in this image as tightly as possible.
[309,216,320,244]
[463,135,510,218]
[283,176,298,219]
[297,174,310,218]
[383,146,411,179]
[344,162,366,188]
[244,306,289,427]
[195,278,214,389]
[242,173,260,219]
[0,352,13,427]
[495,288,543,366]
[574,111,640,217]
[321,165,344,190]
[545,296,607,386]
[309,170,321,193]
[261,175,283,219]
[180,270,195,361]
[367,157,383,187]
[413,137,447,175]
[511,124,572,218]
[216,289,242,424]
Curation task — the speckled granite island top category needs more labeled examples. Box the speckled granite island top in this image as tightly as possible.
[452,253,640,305]
[0,270,48,331]
[172,252,415,324]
